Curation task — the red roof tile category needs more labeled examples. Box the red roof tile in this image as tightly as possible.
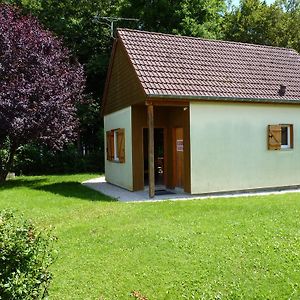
[117,28,300,102]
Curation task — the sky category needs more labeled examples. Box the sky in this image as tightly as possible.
[231,0,276,6]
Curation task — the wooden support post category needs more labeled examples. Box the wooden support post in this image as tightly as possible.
[147,104,155,198]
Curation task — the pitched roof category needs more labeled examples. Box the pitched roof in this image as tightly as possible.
[117,28,300,103]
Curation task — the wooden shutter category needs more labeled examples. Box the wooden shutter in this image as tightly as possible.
[106,130,115,161]
[106,131,111,160]
[117,128,125,163]
[290,125,294,149]
[109,131,114,160]
[268,125,281,150]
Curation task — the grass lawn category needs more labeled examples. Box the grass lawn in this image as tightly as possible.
[1,174,300,299]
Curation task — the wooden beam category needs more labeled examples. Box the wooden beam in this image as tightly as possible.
[147,104,155,198]
[146,99,189,107]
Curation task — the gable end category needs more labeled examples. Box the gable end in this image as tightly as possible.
[102,38,146,116]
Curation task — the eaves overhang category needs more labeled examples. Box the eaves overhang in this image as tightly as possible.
[147,93,300,104]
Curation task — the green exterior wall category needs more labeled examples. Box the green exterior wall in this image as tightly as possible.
[190,102,300,194]
[104,106,133,191]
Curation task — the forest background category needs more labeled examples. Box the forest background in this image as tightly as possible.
[2,0,299,175]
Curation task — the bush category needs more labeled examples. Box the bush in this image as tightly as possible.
[13,143,104,175]
[0,211,55,300]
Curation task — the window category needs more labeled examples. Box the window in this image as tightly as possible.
[268,124,293,150]
[280,125,291,149]
[106,128,125,163]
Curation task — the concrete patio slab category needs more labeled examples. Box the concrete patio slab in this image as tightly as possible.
[82,176,300,202]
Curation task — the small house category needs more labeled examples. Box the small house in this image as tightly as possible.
[102,28,300,197]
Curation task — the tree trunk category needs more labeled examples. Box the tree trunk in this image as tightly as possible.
[0,144,17,183]
[0,170,8,183]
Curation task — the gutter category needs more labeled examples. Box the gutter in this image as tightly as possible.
[147,93,300,104]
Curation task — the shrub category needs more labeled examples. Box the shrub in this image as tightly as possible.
[13,143,104,175]
[0,211,55,299]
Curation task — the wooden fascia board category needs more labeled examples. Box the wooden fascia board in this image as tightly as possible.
[146,98,189,107]
[146,95,300,107]
[101,38,119,117]
[147,94,300,105]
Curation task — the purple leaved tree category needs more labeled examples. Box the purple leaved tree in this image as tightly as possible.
[0,4,85,182]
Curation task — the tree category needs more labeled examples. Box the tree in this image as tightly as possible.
[273,0,300,52]
[223,0,274,44]
[21,0,113,97]
[174,0,226,39]
[0,4,85,182]
[117,0,226,39]
[116,0,182,33]
[14,0,114,160]
[223,0,300,52]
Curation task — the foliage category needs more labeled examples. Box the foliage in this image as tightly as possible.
[274,0,300,52]
[4,0,112,170]
[117,0,226,38]
[223,0,272,44]
[0,4,85,181]
[13,143,104,175]
[76,96,104,157]
[1,174,300,299]
[19,0,114,96]
[116,0,183,33]
[0,210,55,300]
[174,0,226,39]
[223,0,300,52]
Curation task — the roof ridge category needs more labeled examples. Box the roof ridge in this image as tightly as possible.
[117,27,298,54]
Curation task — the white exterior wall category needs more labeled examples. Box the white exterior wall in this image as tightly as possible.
[190,102,300,194]
[104,107,133,191]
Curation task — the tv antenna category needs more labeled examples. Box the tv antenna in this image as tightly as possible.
[94,16,140,38]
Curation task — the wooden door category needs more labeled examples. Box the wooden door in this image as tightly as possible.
[174,128,184,188]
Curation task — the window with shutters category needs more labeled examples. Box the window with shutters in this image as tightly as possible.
[106,128,125,163]
[268,124,293,150]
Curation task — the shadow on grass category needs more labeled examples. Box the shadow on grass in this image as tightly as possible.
[0,178,47,190]
[35,182,115,202]
[0,178,115,202]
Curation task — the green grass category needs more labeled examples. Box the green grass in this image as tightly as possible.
[1,174,300,299]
